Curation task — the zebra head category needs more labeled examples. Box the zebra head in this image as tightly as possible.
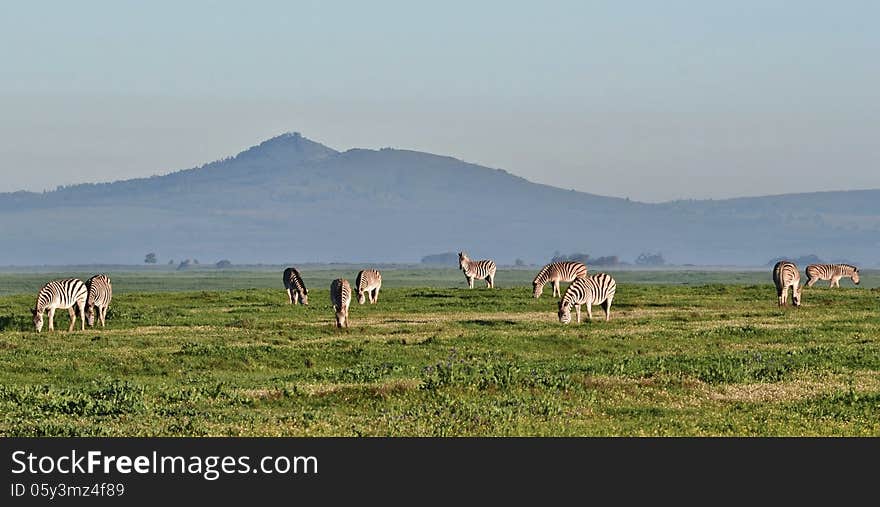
[558,301,572,324]
[85,304,96,326]
[792,285,802,307]
[335,309,348,328]
[458,252,468,270]
[532,280,543,298]
[301,290,309,305]
[32,308,44,332]
[852,269,860,285]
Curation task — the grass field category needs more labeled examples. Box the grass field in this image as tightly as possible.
[1,268,878,436]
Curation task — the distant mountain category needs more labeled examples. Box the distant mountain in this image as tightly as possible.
[1,132,878,267]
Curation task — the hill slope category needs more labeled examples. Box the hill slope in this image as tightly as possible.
[1,132,878,266]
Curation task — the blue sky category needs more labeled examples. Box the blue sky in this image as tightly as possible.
[1,1,877,201]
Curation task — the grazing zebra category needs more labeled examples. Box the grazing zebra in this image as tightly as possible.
[31,278,88,332]
[558,273,617,324]
[356,269,382,304]
[85,274,113,328]
[330,278,352,328]
[282,267,309,305]
[458,251,496,289]
[805,263,860,288]
[773,261,802,306]
[533,261,588,298]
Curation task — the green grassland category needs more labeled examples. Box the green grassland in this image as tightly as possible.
[0,268,878,436]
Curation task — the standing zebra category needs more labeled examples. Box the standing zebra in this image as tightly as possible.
[282,267,309,305]
[31,278,88,332]
[533,261,588,298]
[85,274,113,328]
[557,273,617,324]
[458,251,496,289]
[330,278,352,328]
[356,269,382,304]
[805,263,860,288]
[773,261,802,306]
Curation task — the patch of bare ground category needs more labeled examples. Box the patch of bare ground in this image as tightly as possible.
[239,388,287,401]
[578,374,707,408]
[124,325,227,336]
[296,378,421,398]
[707,371,880,403]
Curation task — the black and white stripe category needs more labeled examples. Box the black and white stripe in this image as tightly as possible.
[773,261,802,306]
[356,269,382,304]
[458,251,497,289]
[557,273,616,323]
[31,278,88,332]
[533,261,588,298]
[283,267,309,305]
[85,274,113,327]
[330,278,352,328]
[805,263,860,288]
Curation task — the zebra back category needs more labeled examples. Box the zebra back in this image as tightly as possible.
[356,269,382,293]
[773,261,800,289]
[35,278,88,312]
[806,263,858,280]
[459,252,496,278]
[283,267,308,294]
[330,279,351,310]
[534,261,588,286]
[86,274,113,308]
[561,273,616,308]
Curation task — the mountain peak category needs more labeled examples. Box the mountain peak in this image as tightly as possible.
[234,131,338,163]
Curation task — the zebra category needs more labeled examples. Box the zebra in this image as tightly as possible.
[773,261,802,306]
[458,251,496,288]
[805,263,860,288]
[330,278,352,328]
[85,274,113,327]
[282,267,309,305]
[533,261,588,298]
[31,278,88,332]
[558,273,616,324]
[356,269,382,304]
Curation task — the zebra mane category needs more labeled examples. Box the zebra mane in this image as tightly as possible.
[533,264,551,284]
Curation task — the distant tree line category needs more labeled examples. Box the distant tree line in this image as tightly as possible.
[550,251,621,266]
[764,254,859,267]
[635,252,666,266]
[421,252,459,266]
[144,252,231,269]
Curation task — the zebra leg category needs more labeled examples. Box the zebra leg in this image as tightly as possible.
[575,304,582,324]
[372,288,379,303]
[100,306,107,327]
[287,288,294,304]
[586,304,593,321]
[486,275,493,288]
[47,308,56,331]
[553,281,560,297]
[467,276,474,289]
[806,277,815,287]
[603,297,613,322]
[78,301,85,331]
[68,307,76,332]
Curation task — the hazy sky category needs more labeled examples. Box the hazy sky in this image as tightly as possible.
[1,1,878,202]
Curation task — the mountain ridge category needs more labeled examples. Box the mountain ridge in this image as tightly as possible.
[1,132,878,266]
